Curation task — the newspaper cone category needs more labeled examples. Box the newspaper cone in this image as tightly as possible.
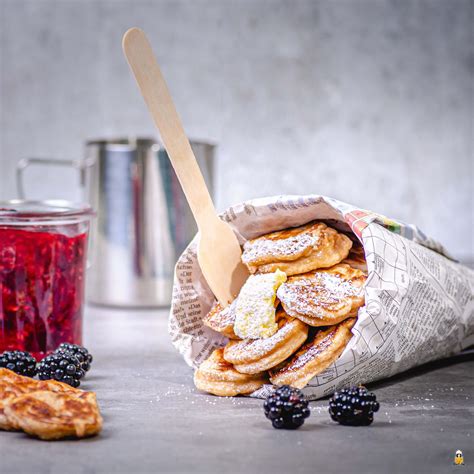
[169,195,474,399]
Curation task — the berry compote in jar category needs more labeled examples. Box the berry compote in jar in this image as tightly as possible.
[0,201,93,360]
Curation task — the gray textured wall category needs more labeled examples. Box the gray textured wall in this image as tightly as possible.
[0,0,472,260]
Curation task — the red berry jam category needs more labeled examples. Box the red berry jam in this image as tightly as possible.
[0,227,88,360]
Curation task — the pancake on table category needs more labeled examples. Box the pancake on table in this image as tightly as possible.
[0,380,28,430]
[0,368,82,394]
[241,221,352,276]
[223,308,308,374]
[194,348,267,397]
[4,390,103,440]
[0,368,101,437]
[270,318,356,389]
[0,368,29,386]
[277,264,366,326]
[0,369,79,431]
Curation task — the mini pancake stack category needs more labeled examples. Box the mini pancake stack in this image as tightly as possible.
[195,221,367,396]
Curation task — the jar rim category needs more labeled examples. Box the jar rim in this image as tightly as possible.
[0,199,94,224]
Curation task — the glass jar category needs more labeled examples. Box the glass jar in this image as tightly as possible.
[0,200,94,359]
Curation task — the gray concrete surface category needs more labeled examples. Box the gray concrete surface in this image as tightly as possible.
[0,306,472,474]
[0,0,473,262]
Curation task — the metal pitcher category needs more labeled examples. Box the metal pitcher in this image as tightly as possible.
[17,137,215,307]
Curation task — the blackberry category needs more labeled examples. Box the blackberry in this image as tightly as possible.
[329,386,379,426]
[55,343,93,372]
[264,385,310,429]
[37,351,84,388]
[0,350,37,377]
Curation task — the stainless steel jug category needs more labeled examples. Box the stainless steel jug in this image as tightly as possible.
[17,138,215,307]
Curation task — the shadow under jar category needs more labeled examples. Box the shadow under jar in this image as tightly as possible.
[0,201,93,360]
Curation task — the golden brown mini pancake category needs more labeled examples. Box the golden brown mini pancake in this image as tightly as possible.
[223,308,308,374]
[0,381,27,430]
[241,222,352,276]
[194,348,267,396]
[0,368,27,385]
[270,318,356,389]
[277,264,366,326]
[202,301,239,339]
[4,390,103,440]
[0,368,82,392]
[341,241,367,273]
[0,369,42,430]
[0,368,84,431]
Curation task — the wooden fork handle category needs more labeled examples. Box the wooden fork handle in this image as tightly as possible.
[123,27,216,229]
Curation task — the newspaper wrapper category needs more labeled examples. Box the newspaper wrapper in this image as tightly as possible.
[169,195,474,399]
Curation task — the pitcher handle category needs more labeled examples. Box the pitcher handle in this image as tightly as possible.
[16,157,97,270]
[16,158,92,199]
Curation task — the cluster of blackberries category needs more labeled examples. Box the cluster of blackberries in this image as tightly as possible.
[0,343,93,388]
[0,350,37,377]
[264,385,379,429]
[56,342,93,373]
[264,385,311,429]
[329,386,380,426]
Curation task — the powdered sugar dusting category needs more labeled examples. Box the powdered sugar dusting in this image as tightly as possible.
[276,330,336,373]
[277,267,365,317]
[226,318,300,363]
[243,233,318,264]
[206,300,237,330]
[219,303,236,327]
[241,223,323,265]
[234,271,286,339]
